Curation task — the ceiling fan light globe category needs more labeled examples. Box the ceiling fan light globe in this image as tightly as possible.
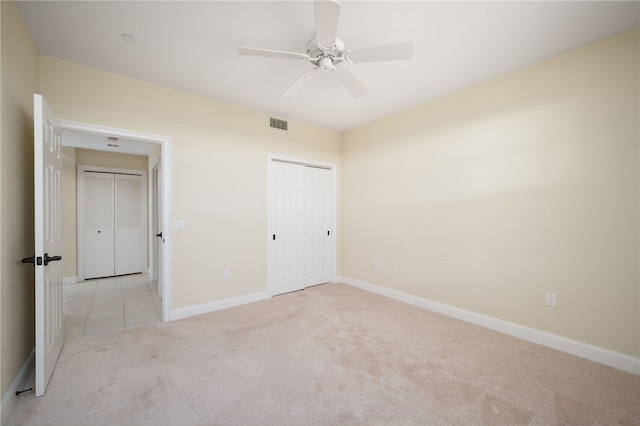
[319,57,335,72]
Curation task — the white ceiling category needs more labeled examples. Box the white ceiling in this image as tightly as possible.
[17,1,640,132]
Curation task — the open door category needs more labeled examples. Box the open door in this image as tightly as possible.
[31,94,64,396]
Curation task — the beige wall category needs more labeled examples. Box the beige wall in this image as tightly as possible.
[40,56,342,309]
[341,28,639,357]
[62,147,149,278]
[76,148,148,171]
[0,0,39,398]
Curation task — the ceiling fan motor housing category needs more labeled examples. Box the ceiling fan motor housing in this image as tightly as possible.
[306,37,346,62]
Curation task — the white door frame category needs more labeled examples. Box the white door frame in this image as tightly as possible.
[150,157,163,297]
[60,120,172,321]
[76,165,147,281]
[267,154,338,296]
[150,160,159,282]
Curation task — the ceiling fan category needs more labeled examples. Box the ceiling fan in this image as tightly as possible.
[238,0,414,98]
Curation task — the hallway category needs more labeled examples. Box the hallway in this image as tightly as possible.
[62,274,161,342]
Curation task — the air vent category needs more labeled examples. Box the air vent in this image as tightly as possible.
[270,117,288,131]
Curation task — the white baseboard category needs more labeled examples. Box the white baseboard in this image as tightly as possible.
[332,275,342,284]
[1,349,35,424]
[341,276,640,376]
[63,276,77,286]
[169,291,271,321]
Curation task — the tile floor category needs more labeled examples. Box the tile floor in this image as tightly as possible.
[63,273,162,342]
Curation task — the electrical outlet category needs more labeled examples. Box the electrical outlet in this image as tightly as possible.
[374,260,380,270]
[546,293,557,307]
[172,220,185,231]
[223,270,230,280]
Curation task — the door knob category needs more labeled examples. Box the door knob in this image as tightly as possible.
[21,255,42,266]
[43,253,62,266]
[156,232,163,238]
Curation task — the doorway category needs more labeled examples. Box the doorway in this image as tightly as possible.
[60,121,171,321]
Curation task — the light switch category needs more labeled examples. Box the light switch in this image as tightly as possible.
[173,220,185,231]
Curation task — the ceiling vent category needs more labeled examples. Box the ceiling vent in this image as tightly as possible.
[270,117,288,131]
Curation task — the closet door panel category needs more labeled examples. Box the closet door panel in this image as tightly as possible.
[115,174,144,275]
[271,162,305,296]
[115,232,142,275]
[84,172,115,279]
[84,231,114,278]
[304,166,332,286]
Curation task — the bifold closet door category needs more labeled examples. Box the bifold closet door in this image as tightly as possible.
[83,171,144,279]
[84,172,115,279]
[114,174,144,275]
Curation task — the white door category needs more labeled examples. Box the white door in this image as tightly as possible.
[34,94,64,397]
[271,162,305,296]
[82,171,144,279]
[83,172,115,279]
[304,166,332,286]
[114,174,144,275]
[270,161,332,296]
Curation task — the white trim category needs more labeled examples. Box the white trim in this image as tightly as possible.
[63,276,77,286]
[267,154,338,297]
[1,349,35,424]
[59,120,171,322]
[341,276,640,376]
[170,291,271,321]
[148,156,160,283]
[160,141,171,321]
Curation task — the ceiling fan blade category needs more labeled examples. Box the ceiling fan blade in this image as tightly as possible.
[314,0,341,49]
[281,68,319,97]
[238,46,309,61]
[333,68,368,98]
[346,41,415,63]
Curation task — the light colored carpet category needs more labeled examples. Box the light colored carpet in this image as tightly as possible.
[6,283,639,425]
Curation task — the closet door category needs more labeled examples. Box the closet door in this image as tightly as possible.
[304,166,331,287]
[271,162,305,296]
[114,174,144,275]
[270,161,333,296]
[84,172,115,279]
